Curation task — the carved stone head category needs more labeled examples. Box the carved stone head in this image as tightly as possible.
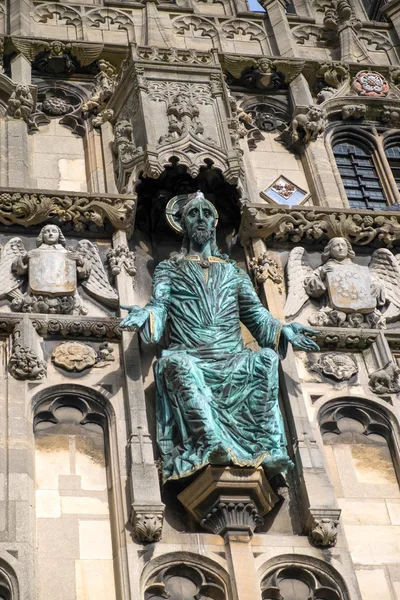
[36,224,66,247]
[321,237,355,263]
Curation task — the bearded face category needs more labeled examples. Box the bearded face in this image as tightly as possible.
[182,198,216,245]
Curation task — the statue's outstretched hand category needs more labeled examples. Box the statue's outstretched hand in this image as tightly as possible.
[282,322,320,352]
[120,305,149,331]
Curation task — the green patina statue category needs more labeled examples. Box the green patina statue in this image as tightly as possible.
[121,191,319,482]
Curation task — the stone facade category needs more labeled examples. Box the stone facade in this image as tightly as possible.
[0,0,399,599]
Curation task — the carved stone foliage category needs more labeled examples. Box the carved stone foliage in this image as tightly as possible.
[240,204,400,248]
[137,46,214,65]
[351,70,389,97]
[277,105,325,153]
[310,352,358,382]
[249,251,284,293]
[145,564,226,600]
[51,341,114,372]
[9,317,47,381]
[0,225,119,316]
[107,244,136,278]
[31,316,122,340]
[317,61,350,90]
[284,240,400,329]
[261,562,343,599]
[52,341,97,371]
[131,505,164,543]
[148,81,216,147]
[314,328,377,351]
[0,189,134,234]
[381,106,400,127]
[369,361,400,394]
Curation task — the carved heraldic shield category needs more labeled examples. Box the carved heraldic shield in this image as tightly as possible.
[29,249,77,296]
[326,264,376,313]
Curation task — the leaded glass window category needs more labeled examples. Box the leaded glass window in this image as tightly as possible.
[385,145,400,193]
[333,141,387,209]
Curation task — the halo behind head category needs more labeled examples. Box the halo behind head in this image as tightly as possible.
[165,191,219,235]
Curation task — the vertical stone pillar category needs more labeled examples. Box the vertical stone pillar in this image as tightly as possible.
[302,139,346,207]
[262,0,296,57]
[224,533,262,600]
[100,121,118,194]
[378,0,400,39]
[113,230,164,544]
[7,53,32,188]
[8,0,31,36]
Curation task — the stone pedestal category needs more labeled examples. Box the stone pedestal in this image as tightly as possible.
[178,466,278,536]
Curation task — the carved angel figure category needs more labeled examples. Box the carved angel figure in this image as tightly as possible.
[284,237,400,329]
[0,224,118,315]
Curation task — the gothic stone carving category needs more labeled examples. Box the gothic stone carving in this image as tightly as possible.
[107,244,136,278]
[351,70,389,97]
[342,104,367,120]
[178,466,277,536]
[369,361,400,394]
[52,341,115,372]
[220,55,304,90]
[310,352,358,381]
[317,61,350,89]
[9,317,47,380]
[285,238,400,328]
[0,189,134,233]
[239,204,400,247]
[159,92,216,146]
[130,504,164,543]
[308,508,341,547]
[82,59,118,116]
[1,224,118,315]
[8,84,34,126]
[278,105,325,153]
[113,120,143,175]
[249,251,284,293]
[12,39,103,76]
[52,341,97,371]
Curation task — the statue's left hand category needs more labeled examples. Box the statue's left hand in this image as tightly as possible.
[282,322,320,352]
[119,305,150,330]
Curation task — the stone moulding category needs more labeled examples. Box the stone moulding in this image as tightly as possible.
[130,503,165,543]
[0,188,135,234]
[240,203,400,247]
[0,315,122,340]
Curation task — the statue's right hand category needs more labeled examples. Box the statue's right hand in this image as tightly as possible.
[119,305,150,330]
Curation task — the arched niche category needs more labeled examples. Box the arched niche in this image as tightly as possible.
[259,554,350,600]
[133,159,243,265]
[142,553,231,600]
[32,385,118,600]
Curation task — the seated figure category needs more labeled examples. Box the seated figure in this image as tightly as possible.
[121,191,319,482]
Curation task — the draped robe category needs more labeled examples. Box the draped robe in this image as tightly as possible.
[139,254,292,482]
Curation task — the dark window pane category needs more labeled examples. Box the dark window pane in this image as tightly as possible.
[333,141,387,209]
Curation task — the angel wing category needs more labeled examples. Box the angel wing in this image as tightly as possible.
[76,240,118,308]
[219,54,258,79]
[369,248,400,322]
[284,247,314,319]
[0,238,26,298]
[11,38,49,62]
[272,59,305,83]
[70,43,104,66]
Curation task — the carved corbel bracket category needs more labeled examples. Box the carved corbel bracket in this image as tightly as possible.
[9,316,46,381]
[130,503,165,543]
[178,466,277,536]
[307,507,341,547]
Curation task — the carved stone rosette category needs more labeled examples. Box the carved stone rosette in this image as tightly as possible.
[308,508,341,547]
[130,504,165,543]
[178,466,277,536]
